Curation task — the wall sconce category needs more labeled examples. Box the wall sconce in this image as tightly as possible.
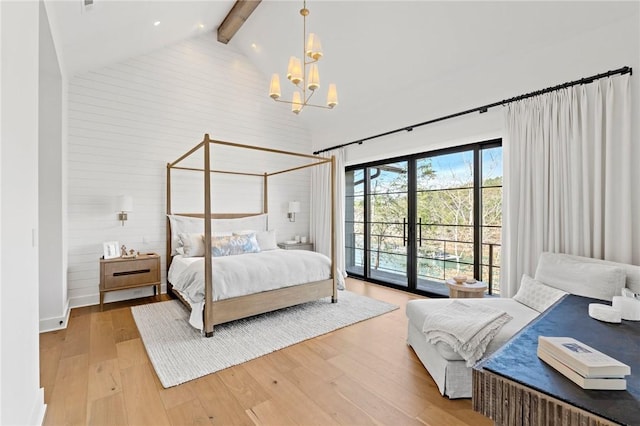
[117,195,133,226]
[288,201,300,222]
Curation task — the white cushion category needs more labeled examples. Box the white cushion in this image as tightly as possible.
[534,252,626,301]
[256,230,278,251]
[178,233,205,257]
[513,275,567,313]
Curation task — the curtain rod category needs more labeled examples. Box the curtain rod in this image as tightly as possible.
[313,65,632,155]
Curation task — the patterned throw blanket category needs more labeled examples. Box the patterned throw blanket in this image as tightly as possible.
[422,300,512,366]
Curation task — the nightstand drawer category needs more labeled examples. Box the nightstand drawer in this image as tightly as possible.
[103,258,159,290]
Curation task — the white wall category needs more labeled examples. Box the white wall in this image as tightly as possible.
[0,1,46,424]
[317,12,640,264]
[65,33,314,308]
[39,0,68,332]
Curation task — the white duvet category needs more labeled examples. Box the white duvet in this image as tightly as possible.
[168,249,341,329]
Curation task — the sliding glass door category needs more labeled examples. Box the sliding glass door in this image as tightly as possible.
[345,140,502,297]
[367,161,409,287]
[416,152,475,293]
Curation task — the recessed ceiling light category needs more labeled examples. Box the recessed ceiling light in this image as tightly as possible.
[198,23,205,29]
[154,21,161,27]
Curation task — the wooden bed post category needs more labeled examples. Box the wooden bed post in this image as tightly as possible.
[263,172,268,214]
[331,155,338,303]
[166,164,172,274]
[203,135,214,336]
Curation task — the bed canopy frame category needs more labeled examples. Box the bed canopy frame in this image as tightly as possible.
[166,134,337,336]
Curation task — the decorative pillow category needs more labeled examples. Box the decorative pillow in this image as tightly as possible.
[256,230,278,251]
[211,233,261,257]
[534,252,626,301]
[178,233,205,257]
[514,275,567,313]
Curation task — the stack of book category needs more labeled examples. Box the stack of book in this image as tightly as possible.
[537,336,631,390]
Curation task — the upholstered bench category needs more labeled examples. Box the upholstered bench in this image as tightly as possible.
[406,252,640,398]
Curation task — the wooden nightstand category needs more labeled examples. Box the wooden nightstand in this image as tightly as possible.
[99,253,161,310]
[277,242,314,251]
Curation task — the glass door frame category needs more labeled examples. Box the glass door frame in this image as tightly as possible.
[365,160,410,288]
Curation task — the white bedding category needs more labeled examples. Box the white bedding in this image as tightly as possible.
[168,249,340,329]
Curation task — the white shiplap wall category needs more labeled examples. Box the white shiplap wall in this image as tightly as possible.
[67,33,313,307]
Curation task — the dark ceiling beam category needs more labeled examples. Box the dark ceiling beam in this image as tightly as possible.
[217,0,262,44]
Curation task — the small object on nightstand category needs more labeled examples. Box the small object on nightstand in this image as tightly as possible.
[453,275,467,284]
[121,247,137,259]
[99,252,160,310]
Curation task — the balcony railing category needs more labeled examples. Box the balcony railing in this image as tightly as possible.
[345,223,501,295]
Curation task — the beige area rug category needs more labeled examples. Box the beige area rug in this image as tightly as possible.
[131,290,398,388]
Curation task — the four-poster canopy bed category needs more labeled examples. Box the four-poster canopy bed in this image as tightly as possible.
[166,134,338,337]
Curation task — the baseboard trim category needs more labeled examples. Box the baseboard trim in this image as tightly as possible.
[69,293,99,310]
[68,284,167,311]
[30,388,46,426]
[39,300,71,333]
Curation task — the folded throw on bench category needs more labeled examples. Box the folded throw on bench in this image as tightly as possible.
[422,300,512,366]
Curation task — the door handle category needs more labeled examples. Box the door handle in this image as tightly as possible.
[402,217,407,247]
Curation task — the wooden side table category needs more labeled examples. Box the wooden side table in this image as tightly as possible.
[446,279,487,298]
[277,242,314,251]
[99,253,161,310]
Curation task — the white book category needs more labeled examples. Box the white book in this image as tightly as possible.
[537,347,627,390]
[538,336,631,378]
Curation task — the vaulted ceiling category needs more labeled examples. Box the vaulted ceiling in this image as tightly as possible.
[45,1,638,147]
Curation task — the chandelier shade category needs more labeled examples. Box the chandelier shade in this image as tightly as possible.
[269,74,281,99]
[307,63,320,91]
[305,33,322,60]
[291,92,302,114]
[327,83,338,108]
[268,1,337,114]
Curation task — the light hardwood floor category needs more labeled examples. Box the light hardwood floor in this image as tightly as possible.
[40,278,492,425]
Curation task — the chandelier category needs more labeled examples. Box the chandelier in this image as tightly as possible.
[268,0,338,114]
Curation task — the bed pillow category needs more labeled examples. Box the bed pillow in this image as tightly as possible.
[178,233,205,257]
[211,233,261,257]
[514,275,567,313]
[534,252,626,301]
[256,230,278,251]
[167,215,205,255]
[234,229,278,251]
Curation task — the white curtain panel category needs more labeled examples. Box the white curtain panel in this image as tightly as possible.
[501,74,632,297]
[311,148,347,288]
